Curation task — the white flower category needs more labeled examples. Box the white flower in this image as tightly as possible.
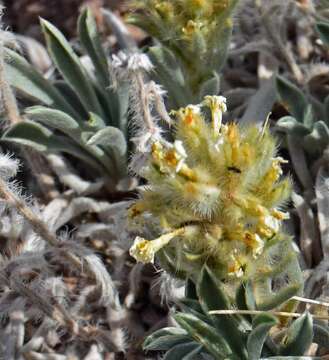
[244,231,265,258]
[111,51,128,68]
[204,95,227,134]
[216,96,227,113]
[263,215,280,234]
[187,104,202,114]
[214,135,224,151]
[132,126,162,152]
[172,140,188,172]
[271,157,289,176]
[112,52,153,73]
[235,268,244,278]
[129,228,185,263]
[130,236,157,263]
[252,233,264,258]
[128,53,154,72]
[228,250,245,278]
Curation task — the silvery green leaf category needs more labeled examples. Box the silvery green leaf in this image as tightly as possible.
[247,314,278,360]
[275,117,309,136]
[197,266,248,359]
[4,48,81,120]
[315,167,329,257]
[87,126,127,157]
[243,281,257,311]
[109,82,130,135]
[78,8,110,88]
[86,112,106,130]
[41,18,105,118]
[252,239,303,311]
[279,313,313,356]
[313,323,329,349]
[276,75,308,122]
[199,72,220,99]
[102,8,137,50]
[302,105,315,128]
[163,342,202,360]
[15,34,51,72]
[241,80,276,126]
[179,298,211,325]
[2,121,104,172]
[174,313,233,359]
[25,106,80,137]
[143,327,190,351]
[287,136,313,192]
[148,46,192,109]
[47,154,104,195]
[303,121,329,153]
[54,80,88,120]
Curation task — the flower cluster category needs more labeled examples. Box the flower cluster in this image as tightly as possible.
[129,96,292,280]
[129,0,239,97]
[130,0,235,41]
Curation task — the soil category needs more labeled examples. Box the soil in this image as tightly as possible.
[2,0,126,41]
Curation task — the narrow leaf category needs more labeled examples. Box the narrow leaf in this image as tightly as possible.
[199,72,220,99]
[276,75,308,122]
[41,18,105,118]
[87,126,127,157]
[86,112,106,130]
[185,279,198,300]
[179,299,212,325]
[279,313,313,356]
[316,21,329,47]
[182,345,204,360]
[102,9,137,50]
[4,48,80,120]
[236,282,253,311]
[303,121,329,153]
[287,135,313,192]
[275,117,309,137]
[313,323,329,349]
[174,312,233,359]
[241,79,276,126]
[78,8,110,88]
[315,167,329,257]
[2,121,104,172]
[247,314,278,360]
[143,327,190,351]
[197,266,248,359]
[148,46,192,109]
[163,342,201,360]
[25,106,80,136]
[54,80,88,120]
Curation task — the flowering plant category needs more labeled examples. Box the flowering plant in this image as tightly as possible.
[129,96,302,305]
[129,0,239,107]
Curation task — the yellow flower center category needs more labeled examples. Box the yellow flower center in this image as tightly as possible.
[182,20,202,36]
[164,149,179,167]
[228,253,245,278]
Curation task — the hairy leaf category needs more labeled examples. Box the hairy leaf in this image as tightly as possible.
[279,313,313,356]
[247,313,278,360]
[41,18,105,118]
[78,8,110,88]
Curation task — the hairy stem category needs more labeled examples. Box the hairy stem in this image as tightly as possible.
[0,176,59,247]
